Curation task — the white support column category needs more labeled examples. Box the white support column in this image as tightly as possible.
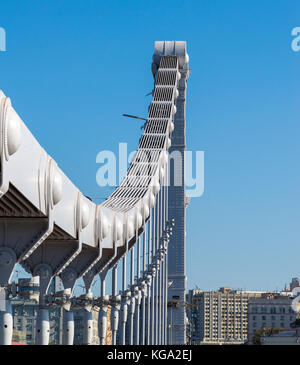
[141,227,146,345]
[99,273,108,345]
[60,269,77,345]
[165,157,169,345]
[159,251,163,345]
[151,202,156,345]
[146,215,152,345]
[34,264,52,345]
[134,238,141,345]
[162,172,167,345]
[157,271,161,347]
[161,253,165,345]
[62,309,74,345]
[129,246,135,345]
[158,187,163,345]
[36,307,50,345]
[111,265,119,345]
[0,247,16,345]
[0,287,13,345]
[151,274,155,345]
[120,255,128,345]
[155,191,161,345]
[83,309,93,345]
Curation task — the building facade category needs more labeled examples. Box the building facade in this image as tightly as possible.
[11,276,64,345]
[187,288,265,344]
[12,299,63,345]
[248,294,297,344]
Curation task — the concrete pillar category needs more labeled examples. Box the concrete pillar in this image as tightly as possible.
[62,309,74,345]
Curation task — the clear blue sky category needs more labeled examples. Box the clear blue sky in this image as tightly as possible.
[0,0,299,294]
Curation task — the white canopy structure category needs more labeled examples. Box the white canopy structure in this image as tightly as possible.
[0,41,189,345]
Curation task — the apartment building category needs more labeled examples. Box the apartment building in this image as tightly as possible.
[248,294,296,344]
[186,289,203,344]
[11,277,64,345]
[187,287,264,344]
[12,299,63,345]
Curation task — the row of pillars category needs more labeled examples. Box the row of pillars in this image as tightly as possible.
[0,244,170,346]
[99,171,172,345]
[0,167,171,345]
